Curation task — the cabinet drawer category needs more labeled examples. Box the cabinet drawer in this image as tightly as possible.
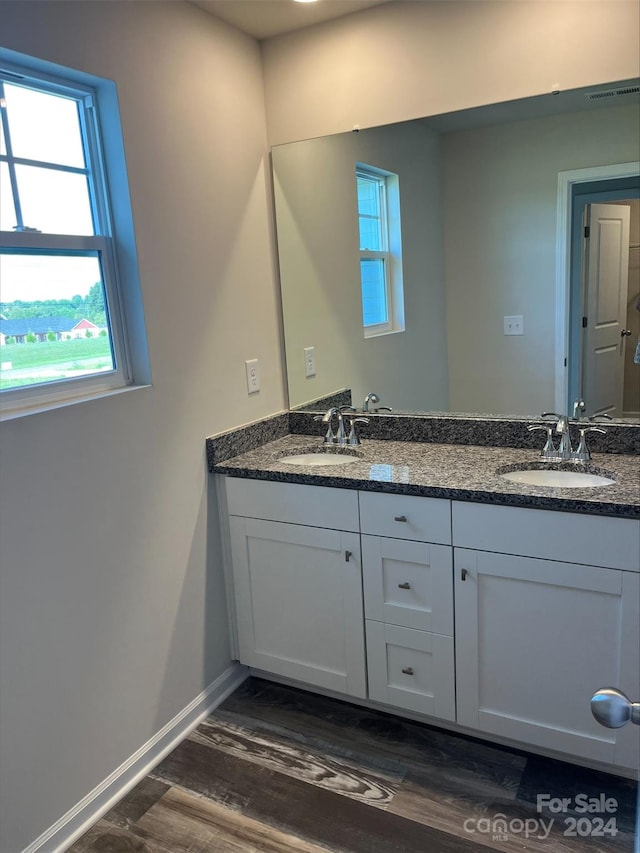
[366,621,455,721]
[226,477,359,531]
[362,536,453,634]
[452,501,640,571]
[359,492,451,544]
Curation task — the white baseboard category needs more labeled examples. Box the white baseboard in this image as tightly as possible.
[24,662,248,853]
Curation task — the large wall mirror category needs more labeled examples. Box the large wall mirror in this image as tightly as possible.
[272,81,640,421]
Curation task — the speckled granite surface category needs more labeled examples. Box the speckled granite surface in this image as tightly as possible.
[289,411,640,454]
[206,412,289,468]
[211,434,640,519]
[207,410,639,465]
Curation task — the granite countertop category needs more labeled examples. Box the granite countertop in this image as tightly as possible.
[213,434,640,519]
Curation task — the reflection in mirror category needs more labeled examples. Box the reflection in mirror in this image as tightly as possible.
[272,81,640,421]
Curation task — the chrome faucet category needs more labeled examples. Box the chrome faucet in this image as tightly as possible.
[363,392,392,413]
[315,407,346,446]
[541,412,573,459]
[557,415,573,459]
[572,398,586,420]
[363,392,380,413]
[315,406,369,447]
[534,411,607,461]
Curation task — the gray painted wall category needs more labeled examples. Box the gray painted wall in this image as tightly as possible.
[262,0,640,145]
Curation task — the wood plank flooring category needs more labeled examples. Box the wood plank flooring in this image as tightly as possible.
[69,677,638,852]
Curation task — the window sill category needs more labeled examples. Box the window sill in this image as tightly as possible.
[364,327,405,340]
[0,382,152,422]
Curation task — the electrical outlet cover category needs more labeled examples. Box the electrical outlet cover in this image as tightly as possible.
[304,346,316,378]
[245,358,260,394]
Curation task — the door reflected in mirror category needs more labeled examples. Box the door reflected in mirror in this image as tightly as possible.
[272,81,640,421]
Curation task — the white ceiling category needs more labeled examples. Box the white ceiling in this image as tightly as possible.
[191,0,393,40]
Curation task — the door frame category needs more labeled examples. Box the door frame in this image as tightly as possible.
[554,161,639,412]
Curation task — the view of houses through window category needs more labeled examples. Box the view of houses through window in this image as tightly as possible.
[0,65,126,402]
[0,254,113,390]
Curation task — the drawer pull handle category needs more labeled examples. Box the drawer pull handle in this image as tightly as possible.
[394,515,407,522]
[461,568,468,581]
[398,582,411,590]
[401,667,414,676]
[345,550,352,562]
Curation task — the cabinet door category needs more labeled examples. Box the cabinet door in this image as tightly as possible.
[229,517,366,697]
[362,535,453,634]
[455,548,640,768]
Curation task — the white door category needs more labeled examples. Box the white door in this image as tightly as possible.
[582,202,631,417]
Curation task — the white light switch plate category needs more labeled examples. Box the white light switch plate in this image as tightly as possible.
[245,358,260,394]
[504,315,524,336]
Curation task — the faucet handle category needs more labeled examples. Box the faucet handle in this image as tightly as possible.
[589,413,613,422]
[528,424,558,459]
[573,426,607,461]
[346,417,369,445]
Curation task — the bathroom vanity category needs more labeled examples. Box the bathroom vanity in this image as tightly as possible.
[210,429,640,776]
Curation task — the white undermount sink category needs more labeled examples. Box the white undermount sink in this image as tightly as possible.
[499,468,615,488]
[281,452,360,467]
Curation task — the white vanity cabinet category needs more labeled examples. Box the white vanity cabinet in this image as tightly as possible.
[220,475,640,772]
[453,502,640,770]
[225,478,366,698]
[359,492,456,720]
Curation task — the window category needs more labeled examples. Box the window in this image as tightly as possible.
[0,51,148,417]
[356,165,404,337]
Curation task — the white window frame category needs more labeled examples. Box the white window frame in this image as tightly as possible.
[0,51,149,419]
[356,164,405,339]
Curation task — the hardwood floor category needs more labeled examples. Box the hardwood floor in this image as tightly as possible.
[69,677,637,852]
